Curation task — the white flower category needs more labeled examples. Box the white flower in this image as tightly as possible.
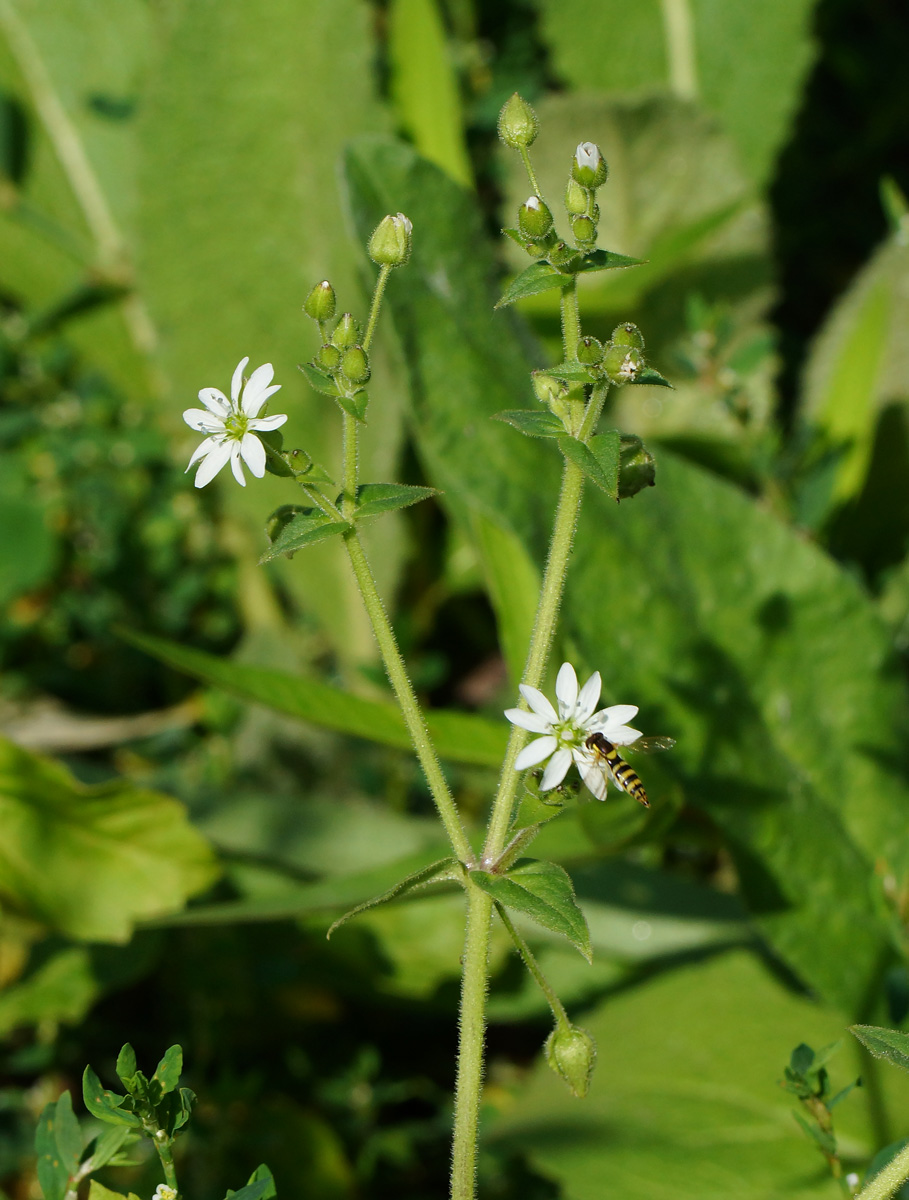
[575,141,601,172]
[504,662,641,800]
[525,195,542,211]
[153,1186,177,1200]
[183,357,287,488]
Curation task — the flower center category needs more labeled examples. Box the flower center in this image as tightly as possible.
[554,720,584,748]
[223,412,249,440]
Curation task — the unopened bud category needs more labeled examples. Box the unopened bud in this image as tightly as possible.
[572,215,596,246]
[332,313,361,350]
[368,212,413,266]
[518,195,553,240]
[611,322,645,351]
[304,280,336,322]
[340,345,370,385]
[545,1025,596,1098]
[564,178,588,216]
[577,336,603,365]
[618,433,656,498]
[316,343,341,372]
[571,141,608,189]
[603,342,644,384]
[497,93,539,149]
[531,371,565,405]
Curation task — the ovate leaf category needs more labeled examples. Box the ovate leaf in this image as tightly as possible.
[0,737,217,942]
[472,859,591,961]
[851,1025,909,1073]
[630,366,673,388]
[297,362,340,397]
[495,262,572,309]
[574,248,645,274]
[493,410,566,439]
[354,482,438,518]
[557,434,618,500]
[83,1068,140,1129]
[259,512,350,562]
[153,1045,183,1095]
[327,856,462,937]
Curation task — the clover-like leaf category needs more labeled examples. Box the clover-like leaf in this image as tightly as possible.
[493,410,566,439]
[259,511,350,562]
[327,857,463,938]
[354,482,438,518]
[472,858,591,961]
[495,262,572,309]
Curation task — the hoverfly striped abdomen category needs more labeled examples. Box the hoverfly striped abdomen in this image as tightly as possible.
[585,731,650,807]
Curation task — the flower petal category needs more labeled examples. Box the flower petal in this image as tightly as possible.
[504,708,553,734]
[241,363,276,416]
[231,357,250,404]
[198,387,230,416]
[183,407,225,433]
[239,431,266,477]
[249,412,288,431]
[515,735,557,770]
[193,440,232,488]
[592,703,639,727]
[186,436,218,470]
[229,443,247,486]
[540,747,572,790]
[577,754,609,801]
[607,725,641,746]
[555,662,578,717]
[575,671,602,724]
[518,684,558,724]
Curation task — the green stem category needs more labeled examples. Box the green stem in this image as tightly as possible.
[519,146,542,198]
[342,411,358,516]
[495,903,570,1028]
[154,1137,179,1193]
[344,531,473,863]
[450,884,493,1200]
[561,280,582,361]
[363,264,392,352]
[856,1142,909,1200]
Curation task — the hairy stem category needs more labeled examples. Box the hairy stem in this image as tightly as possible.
[519,146,542,198]
[496,903,570,1028]
[856,1143,909,1200]
[363,264,392,352]
[450,885,493,1200]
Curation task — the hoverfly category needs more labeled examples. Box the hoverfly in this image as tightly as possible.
[583,731,675,807]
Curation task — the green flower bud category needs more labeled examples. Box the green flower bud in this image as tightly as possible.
[576,335,603,365]
[548,241,577,267]
[618,433,656,498]
[572,215,597,246]
[331,313,361,350]
[368,212,413,266]
[603,342,644,384]
[518,195,554,240]
[611,321,645,350]
[497,92,539,149]
[546,1025,596,1098]
[340,345,370,385]
[564,178,588,216]
[316,343,341,372]
[531,370,565,405]
[571,141,608,189]
[303,280,336,322]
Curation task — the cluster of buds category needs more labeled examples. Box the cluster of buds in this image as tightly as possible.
[304,282,371,390]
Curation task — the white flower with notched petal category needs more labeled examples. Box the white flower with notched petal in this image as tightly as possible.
[504,662,641,800]
[152,1186,177,1200]
[183,357,287,488]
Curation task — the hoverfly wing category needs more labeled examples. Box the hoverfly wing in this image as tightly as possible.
[628,735,675,754]
[578,754,610,802]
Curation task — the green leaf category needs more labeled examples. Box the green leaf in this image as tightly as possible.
[153,1045,183,1095]
[491,952,909,1200]
[0,736,218,942]
[258,512,350,562]
[297,362,340,397]
[492,410,566,439]
[115,1045,138,1092]
[471,514,541,688]
[227,1167,276,1200]
[494,261,571,308]
[792,1110,837,1156]
[536,0,819,185]
[556,435,618,500]
[472,859,591,961]
[124,630,508,768]
[617,433,656,498]
[88,1127,134,1173]
[354,482,438,518]
[630,366,673,388]
[36,1092,82,1200]
[333,388,369,423]
[850,1025,909,1073]
[566,452,909,1011]
[0,947,97,1037]
[574,248,646,273]
[387,0,471,186]
[327,856,462,938]
[82,1068,140,1129]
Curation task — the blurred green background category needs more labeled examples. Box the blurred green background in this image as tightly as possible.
[2,1,909,1198]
